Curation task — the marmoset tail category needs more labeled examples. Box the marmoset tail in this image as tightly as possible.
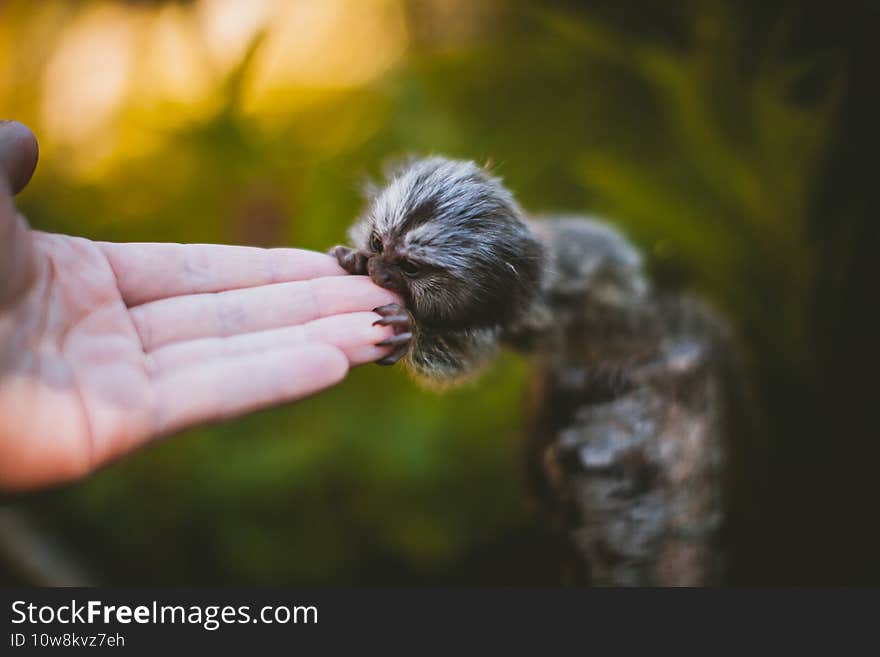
[331,157,738,585]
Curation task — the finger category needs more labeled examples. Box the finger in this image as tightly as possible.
[99,242,348,306]
[150,343,348,438]
[146,311,397,375]
[0,120,39,195]
[0,122,38,308]
[130,275,400,351]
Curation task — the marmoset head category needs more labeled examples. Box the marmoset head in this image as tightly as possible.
[348,157,544,330]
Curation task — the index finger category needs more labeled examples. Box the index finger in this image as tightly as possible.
[130,274,401,351]
[99,242,348,306]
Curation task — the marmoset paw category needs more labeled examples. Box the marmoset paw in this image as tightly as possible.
[330,245,368,275]
[372,303,413,366]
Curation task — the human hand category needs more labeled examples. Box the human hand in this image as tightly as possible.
[0,121,399,491]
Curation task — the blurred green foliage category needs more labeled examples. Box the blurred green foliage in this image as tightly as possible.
[2,0,879,584]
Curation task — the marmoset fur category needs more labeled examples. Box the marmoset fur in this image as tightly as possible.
[332,157,544,382]
[331,157,736,585]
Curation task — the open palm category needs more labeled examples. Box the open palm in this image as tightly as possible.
[0,122,397,491]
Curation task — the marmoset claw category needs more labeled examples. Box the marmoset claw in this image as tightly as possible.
[372,303,413,366]
[330,245,368,275]
[372,303,413,331]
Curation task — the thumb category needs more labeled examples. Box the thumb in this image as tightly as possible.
[0,120,39,195]
[0,121,39,308]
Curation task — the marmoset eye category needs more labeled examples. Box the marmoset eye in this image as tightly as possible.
[370,233,383,253]
[399,259,419,275]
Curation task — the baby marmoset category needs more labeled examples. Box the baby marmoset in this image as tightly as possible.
[332,157,735,585]
[332,157,544,382]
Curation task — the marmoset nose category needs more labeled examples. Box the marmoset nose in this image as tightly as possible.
[367,257,403,293]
